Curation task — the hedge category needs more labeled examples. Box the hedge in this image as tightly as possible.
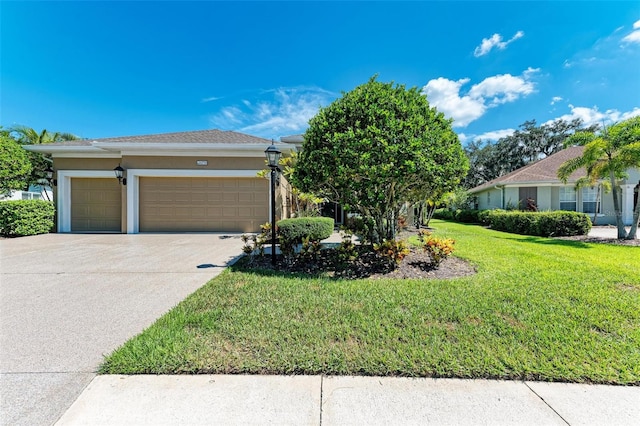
[483,210,592,237]
[433,209,480,223]
[0,200,55,237]
[277,217,334,245]
[434,208,591,237]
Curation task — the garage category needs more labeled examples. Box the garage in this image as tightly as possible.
[70,178,122,232]
[138,177,268,232]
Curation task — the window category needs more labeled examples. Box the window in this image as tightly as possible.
[21,192,41,200]
[559,187,576,211]
[487,192,491,205]
[582,186,601,214]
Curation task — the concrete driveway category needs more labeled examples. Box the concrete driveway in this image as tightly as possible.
[0,233,245,426]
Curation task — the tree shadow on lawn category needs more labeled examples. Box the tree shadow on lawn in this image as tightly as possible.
[497,234,593,249]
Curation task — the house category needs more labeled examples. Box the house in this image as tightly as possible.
[0,185,53,202]
[468,146,640,226]
[23,130,294,234]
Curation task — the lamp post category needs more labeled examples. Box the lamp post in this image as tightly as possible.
[265,144,281,267]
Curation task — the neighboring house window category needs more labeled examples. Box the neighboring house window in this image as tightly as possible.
[487,192,491,205]
[582,187,601,214]
[21,192,42,200]
[559,187,576,211]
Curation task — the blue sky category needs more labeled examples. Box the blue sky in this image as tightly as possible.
[2,1,639,144]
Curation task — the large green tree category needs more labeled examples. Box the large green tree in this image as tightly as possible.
[291,77,468,241]
[0,135,32,195]
[9,125,78,191]
[558,116,640,239]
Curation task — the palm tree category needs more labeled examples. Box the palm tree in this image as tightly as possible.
[558,116,640,239]
[9,125,79,200]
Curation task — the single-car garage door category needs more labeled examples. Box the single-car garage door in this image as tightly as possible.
[139,177,268,232]
[71,178,122,232]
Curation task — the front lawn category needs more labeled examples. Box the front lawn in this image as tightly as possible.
[101,221,640,384]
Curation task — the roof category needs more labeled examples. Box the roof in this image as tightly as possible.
[22,129,289,156]
[48,129,272,146]
[469,146,587,193]
[88,129,273,144]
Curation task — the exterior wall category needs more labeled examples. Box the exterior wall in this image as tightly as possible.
[550,187,560,210]
[52,156,269,233]
[54,156,264,171]
[476,187,503,210]
[536,186,552,211]
[504,187,519,209]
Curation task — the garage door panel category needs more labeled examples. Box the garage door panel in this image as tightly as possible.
[71,178,122,232]
[139,177,267,232]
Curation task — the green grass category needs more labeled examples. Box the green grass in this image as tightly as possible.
[100,221,640,384]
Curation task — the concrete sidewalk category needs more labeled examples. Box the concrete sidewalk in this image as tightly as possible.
[56,375,639,425]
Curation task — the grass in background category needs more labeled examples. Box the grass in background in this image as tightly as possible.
[101,221,640,384]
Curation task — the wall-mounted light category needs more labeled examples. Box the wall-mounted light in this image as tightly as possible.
[45,166,57,186]
[114,164,127,185]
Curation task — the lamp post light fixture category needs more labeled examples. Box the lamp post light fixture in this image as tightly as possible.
[113,164,127,185]
[264,144,282,267]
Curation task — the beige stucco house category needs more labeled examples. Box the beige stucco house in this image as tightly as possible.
[24,130,294,233]
[469,146,640,226]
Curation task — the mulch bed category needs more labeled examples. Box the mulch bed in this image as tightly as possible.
[237,225,477,280]
[237,246,476,280]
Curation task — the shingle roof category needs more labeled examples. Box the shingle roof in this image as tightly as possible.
[33,129,273,147]
[89,129,273,144]
[469,146,587,193]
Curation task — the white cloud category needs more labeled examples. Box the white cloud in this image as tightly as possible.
[208,86,335,139]
[634,19,640,29]
[422,68,538,127]
[201,96,220,103]
[422,78,486,127]
[469,72,536,106]
[546,105,640,128]
[551,96,563,105]
[475,128,516,141]
[473,30,524,57]
[622,29,640,44]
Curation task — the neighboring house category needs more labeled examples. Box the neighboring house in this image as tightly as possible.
[23,130,293,234]
[469,146,640,226]
[0,185,53,202]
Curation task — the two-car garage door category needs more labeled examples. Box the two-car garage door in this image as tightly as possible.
[139,177,268,233]
[70,177,268,233]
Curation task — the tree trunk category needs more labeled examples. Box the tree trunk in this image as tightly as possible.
[609,170,627,239]
[626,193,640,240]
[592,185,600,226]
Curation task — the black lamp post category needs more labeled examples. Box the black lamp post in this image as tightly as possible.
[265,144,281,267]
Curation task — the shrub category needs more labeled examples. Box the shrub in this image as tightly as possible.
[277,217,334,246]
[0,200,55,237]
[432,208,453,220]
[482,210,591,237]
[336,230,359,264]
[454,209,480,223]
[373,239,410,269]
[417,230,455,267]
[344,215,377,244]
